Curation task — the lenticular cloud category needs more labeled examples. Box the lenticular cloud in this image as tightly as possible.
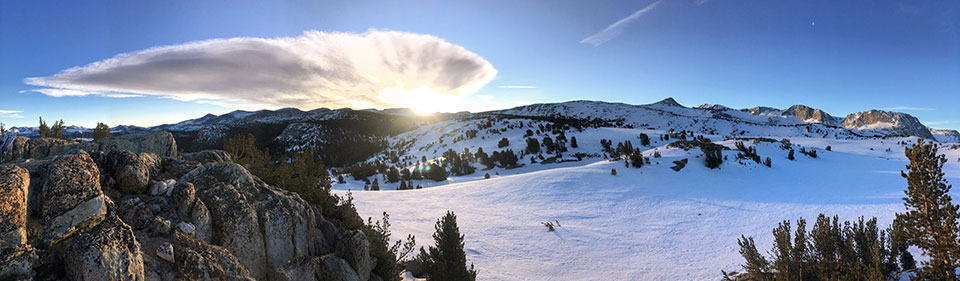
[24,30,498,109]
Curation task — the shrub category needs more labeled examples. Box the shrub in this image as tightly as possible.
[700,143,723,169]
[497,138,510,148]
[611,168,617,175]
[542,221,555,231]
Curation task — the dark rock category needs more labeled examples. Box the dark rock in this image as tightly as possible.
[107,150,151,194]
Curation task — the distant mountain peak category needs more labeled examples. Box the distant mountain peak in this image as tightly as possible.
[781,105,838,125]
[652,97,683,107]
[842,109,934,139]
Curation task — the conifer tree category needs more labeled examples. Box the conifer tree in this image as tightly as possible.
[371,178,380,191]
[788,149,795,160]
[93,122,112,140]
[897,138,960,280]
[38,117,49,138]
[50,119,65,139]
[415,211,477,281]
[570,136,578,148]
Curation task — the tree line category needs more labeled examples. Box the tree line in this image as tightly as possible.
[725,139,958,281]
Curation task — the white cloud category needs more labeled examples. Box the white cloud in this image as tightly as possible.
[498,85,536,89]
[0,110,24,119]
[24,29,498,110]
[581,1,662,46]
[881,106,935,111]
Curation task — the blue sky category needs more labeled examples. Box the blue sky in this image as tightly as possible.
[0,0,957,128]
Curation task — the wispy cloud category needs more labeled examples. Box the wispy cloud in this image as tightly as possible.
[580,1,662,46]
[20,88,142,98]
[0,110,24,119]
[923,120,957,126]
[881,106,935,111]
[24,29,498,110]
[498,85,536,89]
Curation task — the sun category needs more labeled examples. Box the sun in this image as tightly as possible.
[379,86,460,114]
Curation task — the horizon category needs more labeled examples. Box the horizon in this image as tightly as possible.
[1,0,958,129]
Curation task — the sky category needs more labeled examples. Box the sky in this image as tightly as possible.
[0,0,958,129]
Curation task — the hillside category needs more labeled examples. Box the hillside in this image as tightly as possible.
[338,136,960,280]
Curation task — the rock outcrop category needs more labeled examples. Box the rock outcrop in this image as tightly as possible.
[842,110,935,139]
[0,165,29,258]
[781,105,839,126]
[0,131,380,281]
[41,151,108,245]
[62,215,145,281]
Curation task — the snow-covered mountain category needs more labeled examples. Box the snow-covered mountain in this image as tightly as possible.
[6,124,147,138]
[489,98,946,140]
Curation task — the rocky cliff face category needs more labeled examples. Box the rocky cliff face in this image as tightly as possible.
[0,132,381,281]
[781,105,840,126]
[842,110,935,139]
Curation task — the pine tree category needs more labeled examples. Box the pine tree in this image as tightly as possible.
[732,235,771,281]
[639,133,650,146]
[93,122,112,140]
[897,138,960,280]
[371,178,380,191]
[415,211,477,281]
[788,149,795,160]
[38,117,49,138]
[50,119,65,139]
[570,136,578,148]
[386,167,400,183]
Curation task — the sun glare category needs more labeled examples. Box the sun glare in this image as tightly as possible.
[379,86,460,115]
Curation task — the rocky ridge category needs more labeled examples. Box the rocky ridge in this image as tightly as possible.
[0,132,381,281]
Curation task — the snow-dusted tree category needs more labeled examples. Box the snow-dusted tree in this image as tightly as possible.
[897,139,960,280]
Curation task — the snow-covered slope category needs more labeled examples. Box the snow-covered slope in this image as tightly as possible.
[338,136,960,280]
